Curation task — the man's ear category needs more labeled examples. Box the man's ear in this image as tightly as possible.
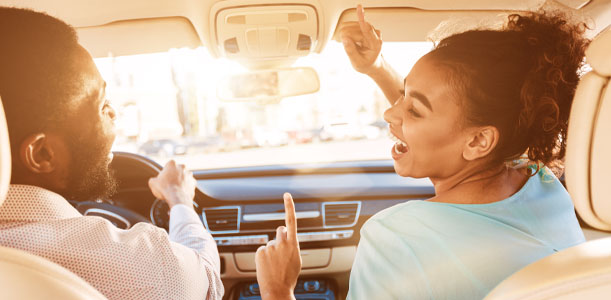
[20,133,55,174]
[463,126,499,161]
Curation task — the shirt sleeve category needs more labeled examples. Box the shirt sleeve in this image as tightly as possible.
[168,204,224,300]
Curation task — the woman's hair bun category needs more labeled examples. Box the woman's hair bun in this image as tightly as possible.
[507,10,590,165]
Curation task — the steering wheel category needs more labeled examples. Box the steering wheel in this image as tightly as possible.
[71,152,176,230]
[72,201,151,229]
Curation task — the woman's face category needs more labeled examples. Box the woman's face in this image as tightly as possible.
[384,56,471,179]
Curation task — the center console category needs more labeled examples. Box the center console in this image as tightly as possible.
[235,279,336,300]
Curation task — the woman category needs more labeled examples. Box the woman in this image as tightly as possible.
[254,5,589,300]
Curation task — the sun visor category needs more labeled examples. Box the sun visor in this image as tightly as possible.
[77,17,202,58]
[210,1,320,67]
[333,8,513,42]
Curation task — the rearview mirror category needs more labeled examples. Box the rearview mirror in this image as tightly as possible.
[217,67,320,103]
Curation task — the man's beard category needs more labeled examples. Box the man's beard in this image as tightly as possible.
[62,132,118,201]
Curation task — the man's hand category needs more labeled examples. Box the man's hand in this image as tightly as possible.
[148,160,196,208]
[340,4,383,75]
[255,193,302,300]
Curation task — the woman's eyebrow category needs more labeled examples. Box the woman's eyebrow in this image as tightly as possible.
[403,78,433,112]
[409,90,433,112]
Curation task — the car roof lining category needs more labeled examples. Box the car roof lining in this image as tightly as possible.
[2,0,606,59]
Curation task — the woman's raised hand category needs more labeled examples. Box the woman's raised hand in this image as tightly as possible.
[255,193,302,300]
[340,4,383,75]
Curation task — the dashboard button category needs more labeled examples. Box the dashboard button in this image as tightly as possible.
[248,283,260,295]
[303,280,320,292]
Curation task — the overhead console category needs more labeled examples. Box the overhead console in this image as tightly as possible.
[209,0,322,68]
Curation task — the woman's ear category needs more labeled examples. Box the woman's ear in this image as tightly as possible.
[463,126,499,161]
[20,133,55,174]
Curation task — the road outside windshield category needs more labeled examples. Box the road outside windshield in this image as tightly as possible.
[95,41,433,170]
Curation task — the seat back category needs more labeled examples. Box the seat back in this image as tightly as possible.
[0,246,108,300]
[0,96,10,204]
[484,27,611,300]
[0,96,107,300]
[564,27,611,231]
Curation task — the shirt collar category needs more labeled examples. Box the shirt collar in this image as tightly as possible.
[0,184,82,222]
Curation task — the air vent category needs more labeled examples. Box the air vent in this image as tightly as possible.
[224,38,239,53]
[323,202,361,228]
[297,34,311,51]
[203,207,240,233]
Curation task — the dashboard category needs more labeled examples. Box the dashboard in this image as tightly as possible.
[75,152,434,299]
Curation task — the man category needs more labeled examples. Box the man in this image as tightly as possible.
[0,7,223,299]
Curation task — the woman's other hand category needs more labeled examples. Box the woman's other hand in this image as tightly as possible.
[340,4,383,76]
[255,193,302,300]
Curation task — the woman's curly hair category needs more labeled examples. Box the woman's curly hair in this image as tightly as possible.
[426,10,590,168]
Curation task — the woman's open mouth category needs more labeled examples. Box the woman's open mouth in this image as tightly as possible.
[389,131,409,155]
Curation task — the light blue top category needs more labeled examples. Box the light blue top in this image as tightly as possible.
[347,167,585,300]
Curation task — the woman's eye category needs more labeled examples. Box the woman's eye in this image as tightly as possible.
[408,107,421,118]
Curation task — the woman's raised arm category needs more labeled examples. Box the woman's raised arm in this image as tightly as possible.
[340,4,404,105]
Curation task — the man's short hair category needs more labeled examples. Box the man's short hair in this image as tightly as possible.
[0,7,81,162]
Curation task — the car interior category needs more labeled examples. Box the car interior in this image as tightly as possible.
[0,0,610,299]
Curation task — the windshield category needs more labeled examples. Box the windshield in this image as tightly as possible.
[96,41,433,170]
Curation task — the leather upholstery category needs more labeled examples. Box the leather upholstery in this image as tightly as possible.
[565,27,611,231]
[0,96,10,206]
[485,237,611,300]
[586,27,611,76]
[0,246,107,300]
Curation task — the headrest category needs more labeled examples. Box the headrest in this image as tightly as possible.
[586,27,611,76]
[565,27,611,231]
[0,96,11,206]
